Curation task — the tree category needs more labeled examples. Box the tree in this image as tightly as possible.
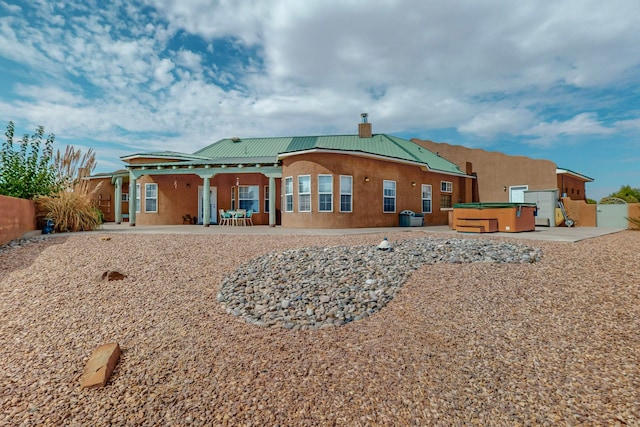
[0,121,59,199]
[601,185,640,203]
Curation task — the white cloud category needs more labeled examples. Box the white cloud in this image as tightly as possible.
[153,58,176,88]
[0,1,21,14]
[459,109,536,138]
[0,0,639,172]
[524,113,615,139]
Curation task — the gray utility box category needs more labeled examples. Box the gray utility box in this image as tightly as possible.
[399,210,424,227]
[524,189,558,227]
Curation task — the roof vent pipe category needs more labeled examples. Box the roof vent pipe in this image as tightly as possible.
[358,113,372,138]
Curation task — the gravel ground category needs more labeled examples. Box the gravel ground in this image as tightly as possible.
[1,230,639,426]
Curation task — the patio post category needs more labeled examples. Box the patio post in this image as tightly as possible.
[128,173,137,226]
[268,175,276,227]
[114,176,123,224]
[203,176,211,227]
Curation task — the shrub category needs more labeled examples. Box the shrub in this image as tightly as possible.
[0,121,59,199]
[35,191,102,232]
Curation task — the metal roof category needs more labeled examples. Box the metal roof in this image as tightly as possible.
[556,168,594,182]
[193,134,466,175]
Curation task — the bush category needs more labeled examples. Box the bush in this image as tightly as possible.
[35,191,102,232]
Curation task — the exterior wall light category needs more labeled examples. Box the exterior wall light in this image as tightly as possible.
[503,186,507,191]
[411,182,417,187]
[364,176,370,182]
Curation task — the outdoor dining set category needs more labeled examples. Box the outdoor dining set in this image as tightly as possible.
[218,209,254,226]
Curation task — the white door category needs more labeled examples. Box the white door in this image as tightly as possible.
[509,185,528,203]
[198,186,217,224]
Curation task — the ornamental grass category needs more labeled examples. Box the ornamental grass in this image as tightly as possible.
[35,190,102,232]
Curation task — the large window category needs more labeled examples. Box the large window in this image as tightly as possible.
[422,184,432,213]
[298,175,311,212]
[318,175,333,212]
[135,183,141,213]
[284,177,293,212]
[383,180,396,213]
[239,185,259,212]
[340,175,353,212]
[145,183,158,213]
[440,181,453,209]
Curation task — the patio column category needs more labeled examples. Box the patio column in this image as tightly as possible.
[114,176,123,224]
[129,174,137,226]
[203,176,211,227]
[268,175,276,227]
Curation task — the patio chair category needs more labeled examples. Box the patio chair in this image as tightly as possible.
[235,209,247,226]
[218,209,231,226]
[245,210,254,226]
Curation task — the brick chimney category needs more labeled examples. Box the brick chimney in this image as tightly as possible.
[358,113,372,138]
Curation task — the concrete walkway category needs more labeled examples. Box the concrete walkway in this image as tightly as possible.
[58,223,626,243]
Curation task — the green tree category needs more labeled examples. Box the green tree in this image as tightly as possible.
[0,121,59,199]
[601,185,640,203]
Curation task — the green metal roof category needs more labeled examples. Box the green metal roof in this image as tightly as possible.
[193,134,466,175]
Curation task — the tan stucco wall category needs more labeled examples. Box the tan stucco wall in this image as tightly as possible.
[557,175,589,200]
[0,194,37,245]
[132,173,280,226]
[89,178,116,222]
[562,198,597,227]
[280,152,466,228]
[412,139,557,202]
[628,203,640,230]
[135,174,201,225]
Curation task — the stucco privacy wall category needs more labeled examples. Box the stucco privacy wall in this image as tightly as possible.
[628,203,640,230]
[412,139,557,202]
[562,197,596,227]
[0,194,37,245]
[88,179,118,223]
[281,152,466,228]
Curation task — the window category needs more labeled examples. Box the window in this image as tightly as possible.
[284,177,293,212]
[318,175,333,212]
[298,175,311,212]
[340,175,353,212]
[238,185,259,212]
[145,183,157,213]
[440,194,452,209]
[264,186,269,213]
[121,193,129,202]
[383,180,396,213]
[421,184,432,213]
[440,180,452,209]
[135,183,140,213]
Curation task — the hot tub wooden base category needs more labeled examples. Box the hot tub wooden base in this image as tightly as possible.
[453,203,537,233]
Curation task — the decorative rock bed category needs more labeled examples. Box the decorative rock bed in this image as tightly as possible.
[217,237,543,329]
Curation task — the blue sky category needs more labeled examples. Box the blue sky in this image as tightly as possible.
[1,0,639,201]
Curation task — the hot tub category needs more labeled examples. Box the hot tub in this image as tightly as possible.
[452,202,537,233]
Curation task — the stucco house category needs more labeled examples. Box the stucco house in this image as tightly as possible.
[89,116,475,228]
[411,139,593,203]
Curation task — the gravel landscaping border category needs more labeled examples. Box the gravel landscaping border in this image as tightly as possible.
[1,231,639,425]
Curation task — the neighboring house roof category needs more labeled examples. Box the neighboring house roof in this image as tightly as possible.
[191,134,467,176]
[556,168,594,182]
